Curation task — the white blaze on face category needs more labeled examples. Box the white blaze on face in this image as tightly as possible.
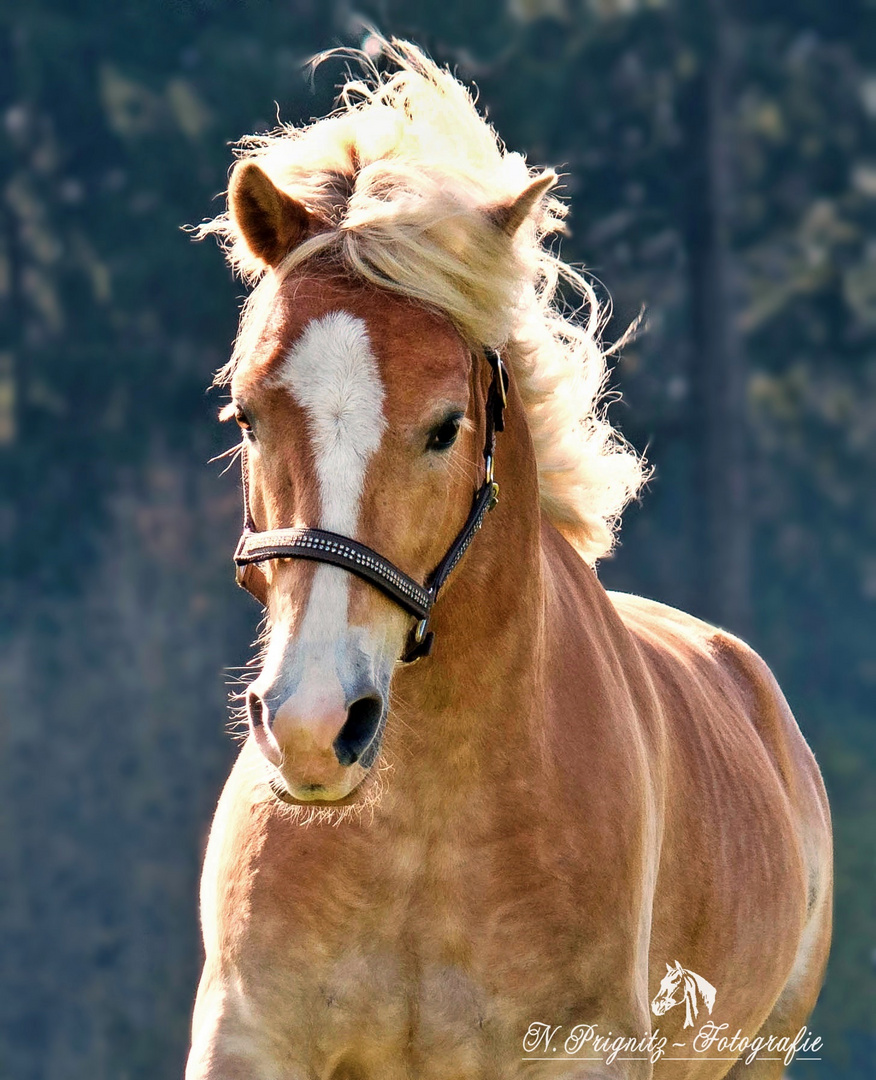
[271,311,386,648]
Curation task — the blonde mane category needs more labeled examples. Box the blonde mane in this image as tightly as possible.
[198,38,645,563]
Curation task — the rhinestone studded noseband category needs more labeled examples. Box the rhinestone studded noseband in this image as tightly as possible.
[233,348,508,663]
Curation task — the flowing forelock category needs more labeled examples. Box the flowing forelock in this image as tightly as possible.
[196,37,647,562]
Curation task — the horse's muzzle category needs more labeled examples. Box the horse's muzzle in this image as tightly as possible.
[246,681,386,801]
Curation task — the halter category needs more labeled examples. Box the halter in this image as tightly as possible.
[233,348,508,663]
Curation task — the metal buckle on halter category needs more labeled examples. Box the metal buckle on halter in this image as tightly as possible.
[234,532,250,588]
[401,616,434,664]
[485,455,500,511]
[496,358,508,410]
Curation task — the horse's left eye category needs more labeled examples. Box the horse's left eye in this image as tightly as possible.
[426,413,463,452]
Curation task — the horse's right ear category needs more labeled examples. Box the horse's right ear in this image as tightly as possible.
[228,162,311,268]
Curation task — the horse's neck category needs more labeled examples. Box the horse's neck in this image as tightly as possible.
[389,382,551,787]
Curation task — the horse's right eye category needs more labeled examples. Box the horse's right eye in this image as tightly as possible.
[234,404,252,432]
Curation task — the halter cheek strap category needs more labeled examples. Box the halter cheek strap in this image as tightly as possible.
[233,348,508,663]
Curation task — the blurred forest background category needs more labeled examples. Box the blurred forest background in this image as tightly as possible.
[1,0,874,1077]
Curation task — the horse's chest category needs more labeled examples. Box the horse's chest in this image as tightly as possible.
[248,839,559,1078]
[223,795,595,1078]
[304,951,498,1077]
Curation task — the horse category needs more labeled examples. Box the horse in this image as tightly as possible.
[651,962,717,1030]
[186,40,832,1080]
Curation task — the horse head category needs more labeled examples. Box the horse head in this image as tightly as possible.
[220,161,550,806]
[651,961,717,1029]
[651,960,686,1017]
[198,41,644,808]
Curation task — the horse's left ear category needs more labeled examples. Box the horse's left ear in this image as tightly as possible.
[228,161,312,268]
[489,172,557,236]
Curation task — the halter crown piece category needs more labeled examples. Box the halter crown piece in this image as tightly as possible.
[233,348,509,663]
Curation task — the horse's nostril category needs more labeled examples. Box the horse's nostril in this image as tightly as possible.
[334,694,384,767]
[247,689,268,730]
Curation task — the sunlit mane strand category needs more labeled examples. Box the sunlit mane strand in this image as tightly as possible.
[196,37,646,562]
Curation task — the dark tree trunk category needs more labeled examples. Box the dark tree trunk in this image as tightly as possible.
[678,0,751,636]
